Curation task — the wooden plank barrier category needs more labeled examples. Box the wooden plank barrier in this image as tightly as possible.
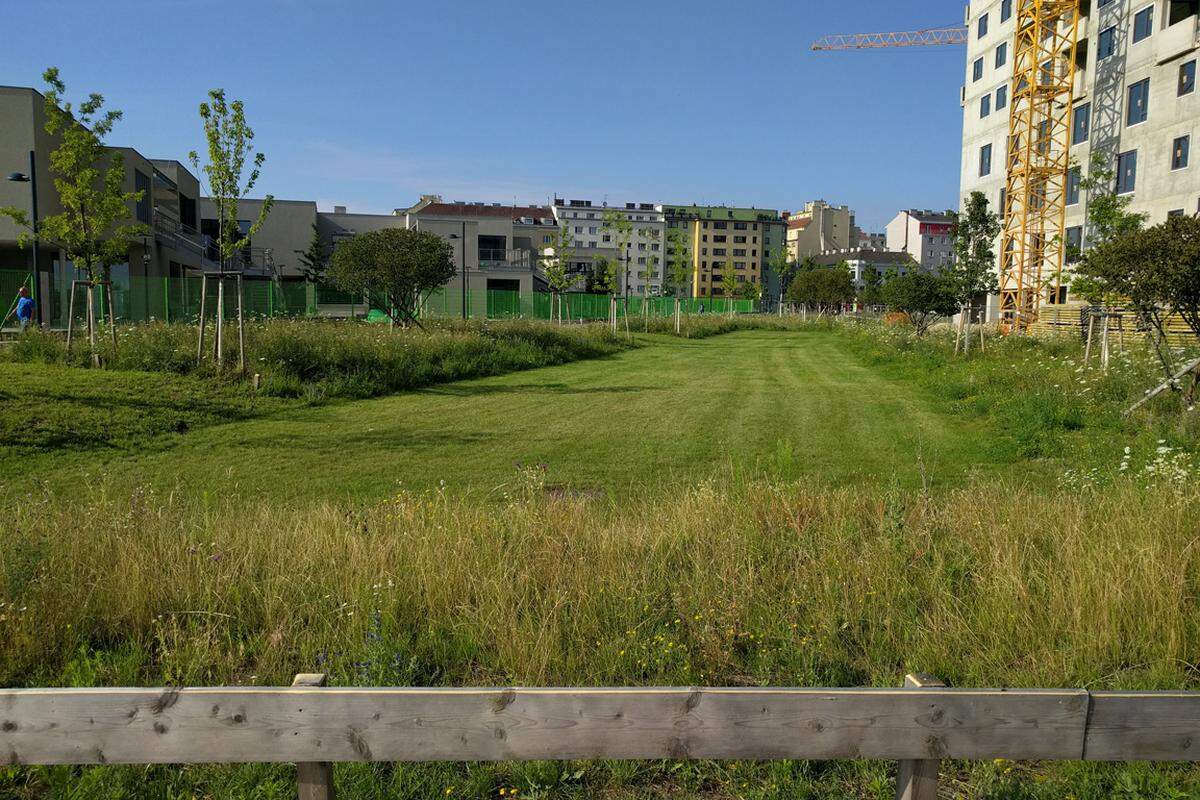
[3,675,1200,800]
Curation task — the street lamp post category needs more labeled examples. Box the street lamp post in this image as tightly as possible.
[450,223,467,320]
[7,150,39,324]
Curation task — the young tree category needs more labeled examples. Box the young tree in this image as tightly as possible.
[295,222,329,283]
[858,266,886,309]
[769,247,798,306]
[882,272,958,336]
[327,228,455,328]
[1069,154,1149,306]
[786,266,855,314]
[601,208,633,299]
[0,68,150,363]
[189,89,274,270]
[948,191,1000,309]
[539,224,576,323]
[721,268,739,316]
[664,228,692,294]
[1080,215,1200,376]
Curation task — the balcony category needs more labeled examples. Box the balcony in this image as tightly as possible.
[479,248,536,271]
[1156,13,1199,64]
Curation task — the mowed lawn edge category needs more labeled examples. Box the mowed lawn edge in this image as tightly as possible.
[2,329,1021,502]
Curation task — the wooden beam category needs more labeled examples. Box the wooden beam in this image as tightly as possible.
[293,674,335,800]
[895,674,944,800]
[1085,693,1200,761]
[0,686,1088,766]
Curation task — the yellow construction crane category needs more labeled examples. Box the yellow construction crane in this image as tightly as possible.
[812,2,1082,333]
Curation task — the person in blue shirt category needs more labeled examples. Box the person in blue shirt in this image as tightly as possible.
[14,286,34,332]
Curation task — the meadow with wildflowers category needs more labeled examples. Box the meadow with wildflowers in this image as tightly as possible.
[2,318,1200,799]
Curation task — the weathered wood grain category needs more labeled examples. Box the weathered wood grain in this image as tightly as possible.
[1085,692,1200,761]
[0,686,1088,766]
[895,674,944,800]
[293,674,335,800]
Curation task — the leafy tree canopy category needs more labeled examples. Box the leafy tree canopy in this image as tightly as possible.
[785,265,855,311]
[882,271,958,336]
[948,191,1000,306]
[328,228,454,327]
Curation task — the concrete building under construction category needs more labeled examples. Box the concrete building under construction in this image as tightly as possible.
[960,0,1200,319]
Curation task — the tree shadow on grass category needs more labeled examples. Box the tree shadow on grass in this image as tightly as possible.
[422,383,661,397]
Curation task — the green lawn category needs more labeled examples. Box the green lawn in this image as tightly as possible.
[3,330,1018,501]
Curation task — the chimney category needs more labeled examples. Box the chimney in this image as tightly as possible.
[334,205,347,214]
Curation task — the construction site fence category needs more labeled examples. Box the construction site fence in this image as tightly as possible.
[1,269,756,327]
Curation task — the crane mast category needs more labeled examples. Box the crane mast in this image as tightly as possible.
[999,0,1081,332]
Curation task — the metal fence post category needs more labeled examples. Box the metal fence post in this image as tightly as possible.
[895,673,944,800]
[292,673,334,800]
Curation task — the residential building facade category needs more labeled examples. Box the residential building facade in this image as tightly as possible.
[960,0,1200,316]
[661,204,785,301]
[1,85,209,327]
[783,201,856,262]
[885,209,956,271]
[550,199,665,296]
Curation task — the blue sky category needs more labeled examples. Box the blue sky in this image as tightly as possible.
[2,1,967,230]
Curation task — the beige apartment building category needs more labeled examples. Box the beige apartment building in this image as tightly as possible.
[783,200,857,261]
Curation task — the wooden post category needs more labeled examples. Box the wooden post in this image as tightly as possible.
[86,281,99,367]
[237,274,246,374]
[215,275,225,367]
[105,281,118,352]
[894,673,944,800]
[1083,312,1095,365]
[196,274,208,365]
[292,673,335,800]
[65,280,79,355]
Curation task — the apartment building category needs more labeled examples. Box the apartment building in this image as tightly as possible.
[550,199,666,295]
[1,85,208,327]
[885,209,956,271]
[783,201,857,261]
[660,204,786,300]
[961,0,1200,315]
[196,194,556,315]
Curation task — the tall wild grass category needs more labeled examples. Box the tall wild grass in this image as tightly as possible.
[1,319,629,399]
[4,475,1198,691]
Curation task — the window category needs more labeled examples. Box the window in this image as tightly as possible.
[995,42,1007,68]
[1001,0,1012,22]
[1173,135,1190,170]
[1127,78,1149,126]
[996,85,1008,109]
[1181,61,1196,96]
[1169,208,1187,217]
[1098,26,1116,59]
[1065,226,1083,255]
[973,57,984,81]
[999,187,1007,220]
[543,235,552,244]
[978,12,989,38]
[1067,167,1082,205]
[980,94,991,118]
[1117,149,1138,194]
[1133,6,1153,43]
[134,170,151,224]
[1072,103,1090,144]
[979,143,993,176]
[733,222,748,230]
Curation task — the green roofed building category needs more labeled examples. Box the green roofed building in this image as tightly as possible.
[658,204,786,303]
